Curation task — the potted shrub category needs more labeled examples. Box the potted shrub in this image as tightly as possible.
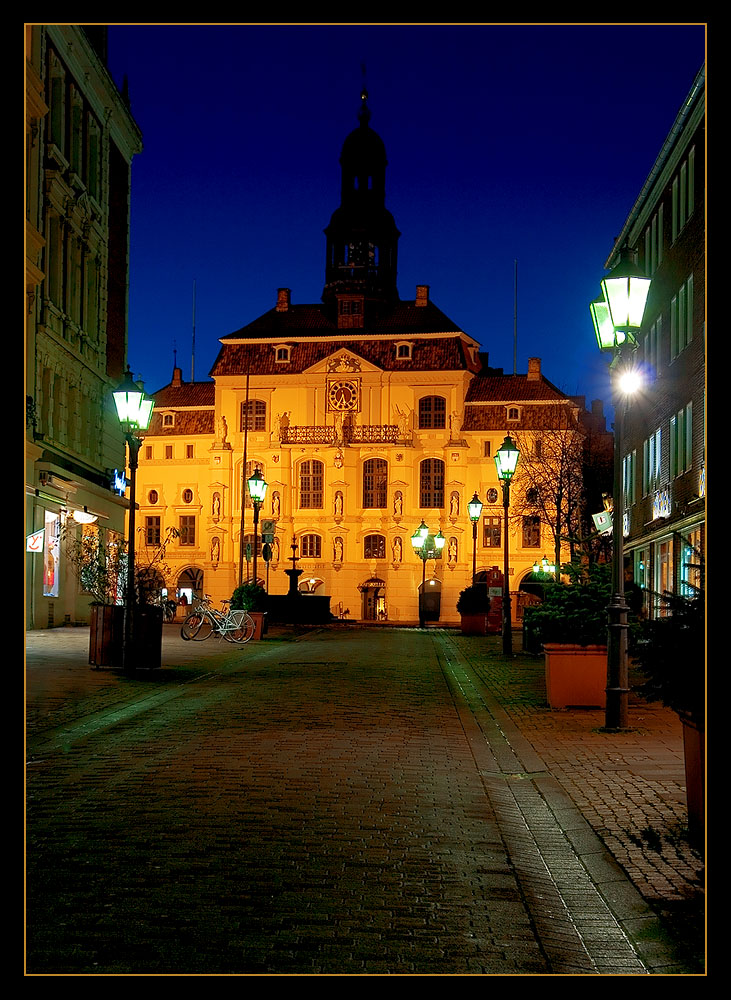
[523,562,611,709]
[63,524,127,667]
[231,582,268,639]
[630,561,705,850]
[64,522,174,669]
[456,584,491,635]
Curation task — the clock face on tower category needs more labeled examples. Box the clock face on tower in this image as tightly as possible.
[327,378,360,411]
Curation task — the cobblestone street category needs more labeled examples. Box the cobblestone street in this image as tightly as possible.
[25,626,705,975]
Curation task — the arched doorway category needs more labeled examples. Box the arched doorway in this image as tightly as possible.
[177,567,204,605]
[359,577,386,621]
[418,577,441,622]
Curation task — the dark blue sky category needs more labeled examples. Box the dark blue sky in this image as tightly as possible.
[106,23,705,412]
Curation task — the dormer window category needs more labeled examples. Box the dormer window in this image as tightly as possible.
[506,406,521,422]
[162,413,175,427]
[395,342,413,359]
[274,344,291,363]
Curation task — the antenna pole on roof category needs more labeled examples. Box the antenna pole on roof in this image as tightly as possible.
[191,279,196,382]
[513,259,518,375]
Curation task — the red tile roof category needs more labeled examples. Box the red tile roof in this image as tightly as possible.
[152,381,215,407]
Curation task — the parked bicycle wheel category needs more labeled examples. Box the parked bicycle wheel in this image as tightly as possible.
[225,610,255,644]
[181,611,208,640]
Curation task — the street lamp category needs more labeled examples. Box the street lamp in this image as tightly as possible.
[495,435,520,655]
[411,520,445,627]
[532,555,556,577]
[467,491,483,584]
[591,245,650,730]
[112,367,155,673]
[247,466,268,589]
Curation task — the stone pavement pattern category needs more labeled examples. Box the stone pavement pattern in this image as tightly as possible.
[25,625,705,975]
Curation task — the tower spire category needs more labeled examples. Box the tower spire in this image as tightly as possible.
[322,82,401,315]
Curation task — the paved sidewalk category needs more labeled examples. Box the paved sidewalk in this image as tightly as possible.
[25,624,705,974]
[442,632,705,972]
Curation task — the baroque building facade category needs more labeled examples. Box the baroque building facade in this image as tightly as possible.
[25,26,142,628]
[606,67,705,614]
[134,94,610,625]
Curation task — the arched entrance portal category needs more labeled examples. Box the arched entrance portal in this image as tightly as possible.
[177,567,204,604]
[359,577,386,621]
[418,577,441,622]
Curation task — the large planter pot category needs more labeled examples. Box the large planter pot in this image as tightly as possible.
[544,644,607,709]
[460,613,489,636]
[132,604,164,669]
[88,604,163,669]
[248,611,268,640]
[678,710,705,852]
[89,605,125,668]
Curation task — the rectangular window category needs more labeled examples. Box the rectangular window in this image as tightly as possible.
[420,458,445,508]
[300,533,321,558]
[622,450,636,507]
[643,315,661,377]
[240,399,267,431]
[671,146,695,243]
[522,516,541,548]
[145,516,161,546]
[186,444,194,459]
[670,274,693,360]
[670,403,693,478]
[299,460,324,509]
[145,445,153,460]
[180,516,196,546]
[642,428,662,495]
[483,441,491,458]
[482,516,501,547]
[165,445,173,460]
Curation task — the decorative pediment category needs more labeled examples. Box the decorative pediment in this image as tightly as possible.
[304,348,382,376]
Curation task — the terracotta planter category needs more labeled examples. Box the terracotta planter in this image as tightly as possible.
[248,611,268,640]
[460,613,489,636]
[679,710,705,851]
[544,644,607,709]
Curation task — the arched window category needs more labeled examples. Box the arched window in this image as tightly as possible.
[363,458,387,508]
[364,534,386,560]
[300,533,321,558]
[240,399,267,431]
[419,396,446,429]
[299,460,324,509]
[420,458,445,508]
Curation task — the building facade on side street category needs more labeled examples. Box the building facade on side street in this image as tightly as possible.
[605,66,705,614]
[25,26,142,629]
[133,93,612,625]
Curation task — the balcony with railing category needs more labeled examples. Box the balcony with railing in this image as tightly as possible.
[280,424,408,445]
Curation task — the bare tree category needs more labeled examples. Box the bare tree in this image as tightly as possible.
[512,414,586,573]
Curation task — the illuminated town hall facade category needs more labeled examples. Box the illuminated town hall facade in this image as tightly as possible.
[134,95,605,624]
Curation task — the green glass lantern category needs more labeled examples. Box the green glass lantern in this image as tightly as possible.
[112,367,154,432]
[494,435,520,482]
[467,492,483,523]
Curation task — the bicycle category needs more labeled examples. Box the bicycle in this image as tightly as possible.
[180,595,255,644]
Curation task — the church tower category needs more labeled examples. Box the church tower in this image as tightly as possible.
[322,89,401,328]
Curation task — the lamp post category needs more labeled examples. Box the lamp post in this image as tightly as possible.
[112,367,155,673]
[591,245,650,730]
[532,555,556,578]
[467,491,483,584]
[410,520,445,627]
[246,466,268,589]
[495,435,520,655]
